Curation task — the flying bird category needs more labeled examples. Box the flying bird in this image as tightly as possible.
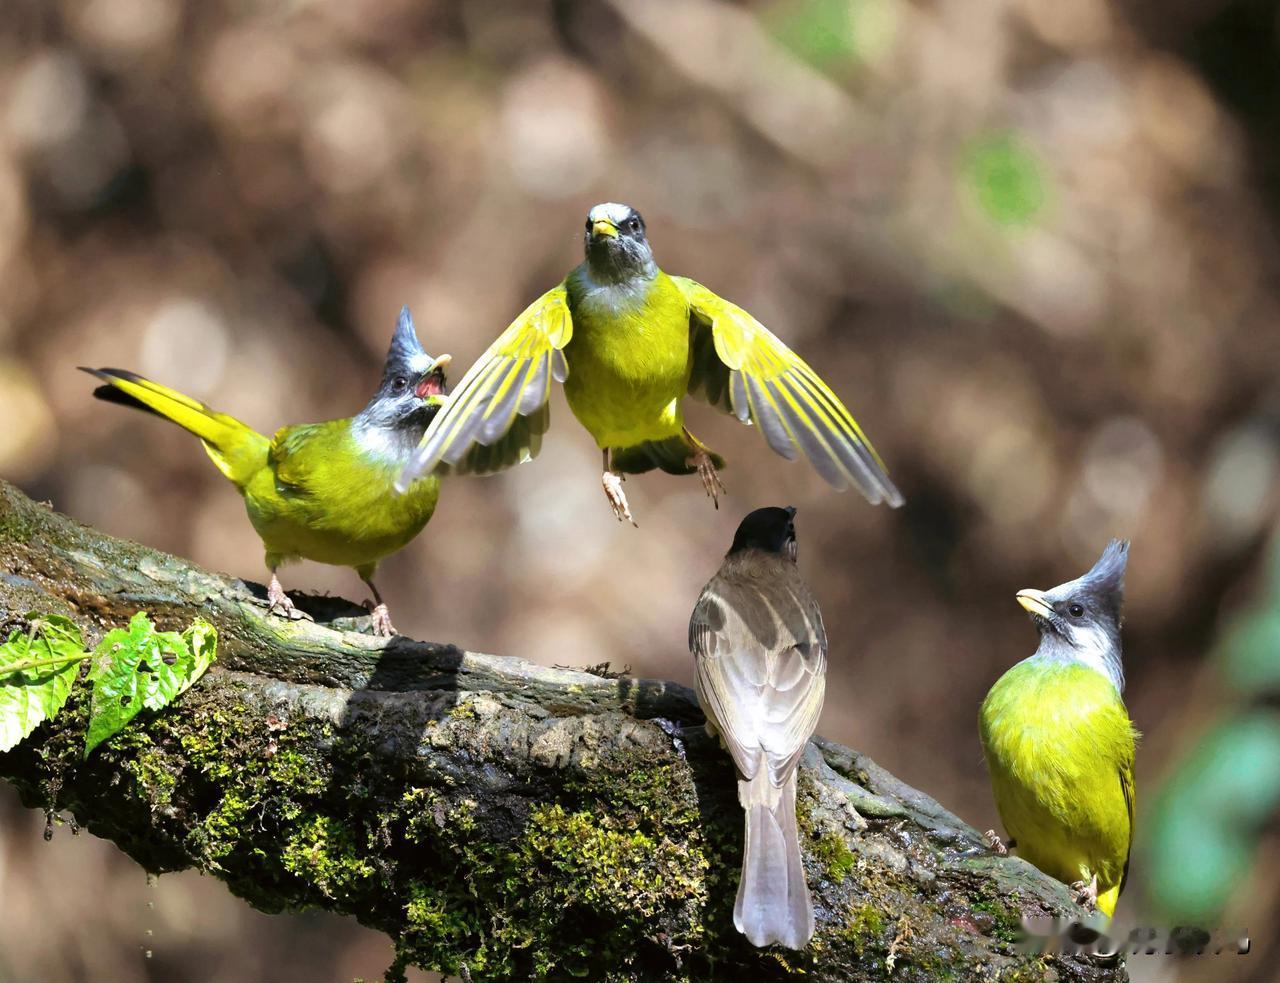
[979,540,1139,917]
[398,203,902,523]
[689,506,826,949]
[82,307,450,636]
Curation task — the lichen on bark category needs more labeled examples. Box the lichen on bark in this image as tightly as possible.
[0,481,1126,981]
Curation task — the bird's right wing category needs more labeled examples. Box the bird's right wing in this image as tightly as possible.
[397,285,572,488]
[689,579,827,785]
[1118,747,1136,893]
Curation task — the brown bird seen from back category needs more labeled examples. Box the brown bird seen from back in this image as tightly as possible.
[689,506,827,949]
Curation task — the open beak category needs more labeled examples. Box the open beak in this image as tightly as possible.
[1015,588,1053,619]
[415,354,451,399]
[591,218,618,238]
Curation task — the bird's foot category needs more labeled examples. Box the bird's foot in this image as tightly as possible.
[266,575,309,621]
[1071,874,1099,911]
[693,451,725,509]
[601,471,637,526]
[652,717,687,760]
[364,600,397,637]
[983,829,1009,856]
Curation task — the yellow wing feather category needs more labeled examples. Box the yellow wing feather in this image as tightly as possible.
[397,285,572,487]
[674,276,903,507]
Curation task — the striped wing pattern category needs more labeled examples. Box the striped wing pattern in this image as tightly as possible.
[398,285,572,487]
[676,276,903,507]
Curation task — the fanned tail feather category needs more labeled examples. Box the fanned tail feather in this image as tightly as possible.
[81,367,267,488]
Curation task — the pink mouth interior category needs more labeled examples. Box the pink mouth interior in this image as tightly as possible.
[415,373,444,399]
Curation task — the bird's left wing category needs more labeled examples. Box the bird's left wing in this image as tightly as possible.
[397,285,572,488]
[675,276,903,507]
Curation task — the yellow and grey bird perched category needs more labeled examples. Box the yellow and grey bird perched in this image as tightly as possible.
[81,307,451,636]
[979,540,1139,918]
[397,203,903,524]
[689,506,826,949]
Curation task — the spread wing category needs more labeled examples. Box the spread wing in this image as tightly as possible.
[397,285,571,487]
[689,575,827,785]
[676,275,903,507]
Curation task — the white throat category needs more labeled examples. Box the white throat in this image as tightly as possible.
[1033,622,1125,693]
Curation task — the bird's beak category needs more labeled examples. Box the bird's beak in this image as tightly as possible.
[1016,588,1053,619]
[591,218,619,238]
[415,354,452,399]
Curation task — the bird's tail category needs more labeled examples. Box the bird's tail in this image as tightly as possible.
[609,429,725,476]
[81,368,269,489]
[735,769,814,950]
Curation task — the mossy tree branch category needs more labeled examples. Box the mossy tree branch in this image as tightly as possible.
[0,481,1125,981]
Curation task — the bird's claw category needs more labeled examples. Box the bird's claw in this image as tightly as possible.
[266,575,310,622]
[653,717,687,760]
[983,829,1009,856]
[693,451,725,509]
[601,471,637,526]
[364,600,397,637]
[1070,874,1099,911]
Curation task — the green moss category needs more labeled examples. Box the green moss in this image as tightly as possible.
[392,749,713,979]
[523,803,704,917]
[837,902,887,954]
[281,815,378,900]
[971,897,1023,945]
[402,882,476,973]
[97,724,177,809]
[446,700,479,721]
[998,961,1051,982]
[812,828,857,882]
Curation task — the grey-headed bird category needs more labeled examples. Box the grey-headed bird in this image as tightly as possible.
[979,540,1138,917]
[689,506,826,949]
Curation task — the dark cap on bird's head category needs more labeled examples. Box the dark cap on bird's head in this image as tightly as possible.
[361,306,452,432]
[1016,539,1130,687]
[728,506,798,560]
[583,202,657,283]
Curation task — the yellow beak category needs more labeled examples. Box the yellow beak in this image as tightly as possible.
[1016,588,1053,619]
[591,218,619,238]
[432,354,452,372]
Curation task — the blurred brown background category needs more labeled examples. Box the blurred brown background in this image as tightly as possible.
[1,0,1278,980]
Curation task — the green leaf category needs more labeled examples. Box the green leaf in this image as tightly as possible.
[0,613,87,752]
[85,612,218,756]
[179,619,218,696]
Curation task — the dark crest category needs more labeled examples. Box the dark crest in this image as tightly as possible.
[359,305,448,435]
[384,306,429,379]
[728,506,798,559]
[1072,538,1129,628]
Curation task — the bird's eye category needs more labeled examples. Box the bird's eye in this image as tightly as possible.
[585,219,592,231]
[626,217,641,233]
[1068,603,1085,618]
[391,376,408,392]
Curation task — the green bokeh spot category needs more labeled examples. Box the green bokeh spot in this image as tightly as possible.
[963,132,1048,227]
[765,0,895,70]
[1145,714,1280,921]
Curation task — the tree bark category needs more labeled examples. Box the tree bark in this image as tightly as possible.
[0,480,1126,981]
